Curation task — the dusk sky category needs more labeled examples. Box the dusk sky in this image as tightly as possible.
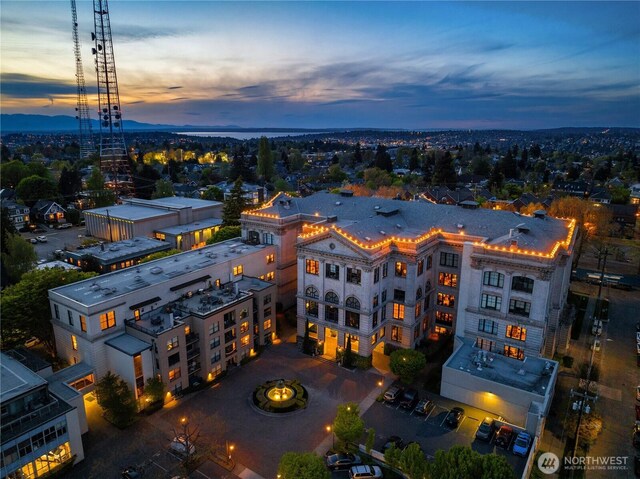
[1,1,639,129]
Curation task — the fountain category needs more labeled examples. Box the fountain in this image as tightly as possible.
[253,378,308,414]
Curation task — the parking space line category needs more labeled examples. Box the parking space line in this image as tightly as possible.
[440,412,450,427]
[194,469,211,479]
[455,416,466,432]
[150,459,167,472]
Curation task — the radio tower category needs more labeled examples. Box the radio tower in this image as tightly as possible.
[91,0,133,196]
[70,0,94,159]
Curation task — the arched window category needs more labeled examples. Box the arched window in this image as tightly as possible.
[325,291,339,304]
[416,287,423,300]
[345,296,360,310]
[305,286,319,299]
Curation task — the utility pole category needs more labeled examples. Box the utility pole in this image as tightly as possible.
[570,245,607,477]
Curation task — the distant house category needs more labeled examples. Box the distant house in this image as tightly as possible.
[423,186,476,205]
[215,181,267,205]
[552,180,590,198]
[31,200,66,225]
[630,183,640,205]
[588,187,611,204]
[1,199,30,229]
[607,204,638,239]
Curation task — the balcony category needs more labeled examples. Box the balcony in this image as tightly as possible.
[186,346,200,360]
[185,332,200,345]
[1,397,72,443]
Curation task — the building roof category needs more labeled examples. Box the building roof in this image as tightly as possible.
[47,362,94,402]
[66,237,171,263]
[1,353,47,404]
[155,218,223,236]
[247,192,573,254]
[132,196,221,209]
[105,334,152,356]
[85,204,173,221]
[444,339,556,396]
[50,239,269,307]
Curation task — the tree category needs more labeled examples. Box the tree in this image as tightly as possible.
[399,442,429,479]
[277,452,330,479]
[1,160,28,189]
[289,148,305,171]
[374,144,392,172]
[206,226,241,245]
[471,156,492,176]
[0,268,97,354]
[65,207,81,225]
[257,136,274,182]
[343,335,354,368]
[222,178,247,226]
[409,148,420,171]
[144,376,166,404]
[16,175,59,206]
[326,164,348,183]
[479,453,517,479]
[488,165,504,192]
[302,318,312,355]
[202,186,224,201]
[429,446,514,479]
[332,402,364,450]
[351,142,363,168]
[432,151,457,186]
[95,371,138,428]
[132,163,162,199]
[86,167,106,191]
[389,349,426,384]
[152,179,175,199]
[365,428,375,454]
[58,167,83,201]
[364,168,392,190]
[139,249,181,263]
[230,146,252,181]
[1,234,37,284]
[1,207,17,252]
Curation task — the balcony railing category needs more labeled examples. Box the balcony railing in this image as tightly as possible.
[1,397,71,442]
[185,332,200,345]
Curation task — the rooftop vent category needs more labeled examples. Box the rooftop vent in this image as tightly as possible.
[374,205,380,210]
[365,236,371,241]
[335,201,342,206]
[515,223,530,233]
[396,224,402,229]
[326,215,337,223]
[456,223,464,229]
[534,209,547,219]
[379,230,386,235]
[90,283,100,291]
[150,267,163,274]
[339,190,354,197]
[376,207,399,217]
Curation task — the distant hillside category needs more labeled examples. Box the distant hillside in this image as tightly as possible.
[0,114,240,133]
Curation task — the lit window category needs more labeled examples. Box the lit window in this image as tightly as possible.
[265,271,275,281]
[512,276,534,293]
[240,321,249,334]
[506,325,527,341]
[483,271,504,288]
[71,335,78,351]
[266,253,275,264]
[99,311,116,330]
[80,315,87,332]
[393,303,405,320]
[415,302,421,318]
[481,294,502,311]
[504,345,524,360]
[241,335,250,347]
[371,333,378,345]
[325,263,340,280]
[395,261,407,277]
[438,272,458,288]
[391,326,402,342]
[417,259,424,276]
[233,264,244,276]
[168,367,181,381]
[264,319,272,330]
[133,309,141,321]
[167,336,179,351]
[306,259,319,275]
[435,311,453,324]
[437,293,455,308]
[345,311,360,329]
[306,300,318,317]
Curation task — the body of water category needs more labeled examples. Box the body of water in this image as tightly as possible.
[174,131,329,140]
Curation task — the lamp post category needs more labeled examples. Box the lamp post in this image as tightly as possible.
[226,440,235,462]
[326,425,335,449]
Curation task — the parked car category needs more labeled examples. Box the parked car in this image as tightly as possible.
[58,223,72,229]
[475,417,496,441]
[591,338,601,351]
[29,238,38,244]
[399,388,419,409]
[495,425,514,449]
[383,385,403,403]
[414,399,433,416]
[170,435,195,456]
[24,337,41,348]
[446,407,465,428]
[383,435,404,451]
[325,453,362,471]
[121,466,141,479]
[36,235,47,243]
[512,431,532,456]
[592,320,603,336]
[349,465,383,479]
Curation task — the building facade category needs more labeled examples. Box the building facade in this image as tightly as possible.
[1,353,85,479]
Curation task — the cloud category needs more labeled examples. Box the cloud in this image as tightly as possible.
[113,26,179,42]
[167,86,183,90]
[0,73,84,98]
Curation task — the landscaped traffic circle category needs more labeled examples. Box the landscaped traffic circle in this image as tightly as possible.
[253,379,308,413]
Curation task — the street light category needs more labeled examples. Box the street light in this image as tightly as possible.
[226,441,235,461]
[326,425,335,449]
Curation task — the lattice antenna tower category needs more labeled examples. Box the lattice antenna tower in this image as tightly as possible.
[70,0,95,159]
[91,0,133,196]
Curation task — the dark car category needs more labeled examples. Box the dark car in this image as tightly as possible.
[121,466,141,479]
[414,399,433,416]
[495,425,514,449]
[325,453,362,471]
[399,388,419,409]
[446,407,465,428]
[475,417,496,441]
[383,435,404,451]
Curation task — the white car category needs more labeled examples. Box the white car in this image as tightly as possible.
[591,338,601,351]
[170,435,195,456]
[36,235,47,242]
[25,337,41,348]
[591,320,603,336]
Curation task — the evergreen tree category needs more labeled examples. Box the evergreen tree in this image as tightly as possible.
[500,150,518,179]
[432,151,457,186]
[230,146,252,181]
[409,148,419,171]
[374,144,392,172]
[519,147,529,171]
[58,167,83,202]
[257,136,274,182]
[488,165,504,192]
[281,150,290,172]
[1,207,17,253]
[152,179,175,199]
[222,177,247,226]
[351,142,363,168]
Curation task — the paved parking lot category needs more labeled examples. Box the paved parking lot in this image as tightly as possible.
[362,386,528,476]
[21,224,88,260]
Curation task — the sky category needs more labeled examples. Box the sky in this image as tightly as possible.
[1,1,639,130]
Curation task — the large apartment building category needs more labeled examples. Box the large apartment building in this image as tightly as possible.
[48,240,276,400]
[240,191,576,361]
